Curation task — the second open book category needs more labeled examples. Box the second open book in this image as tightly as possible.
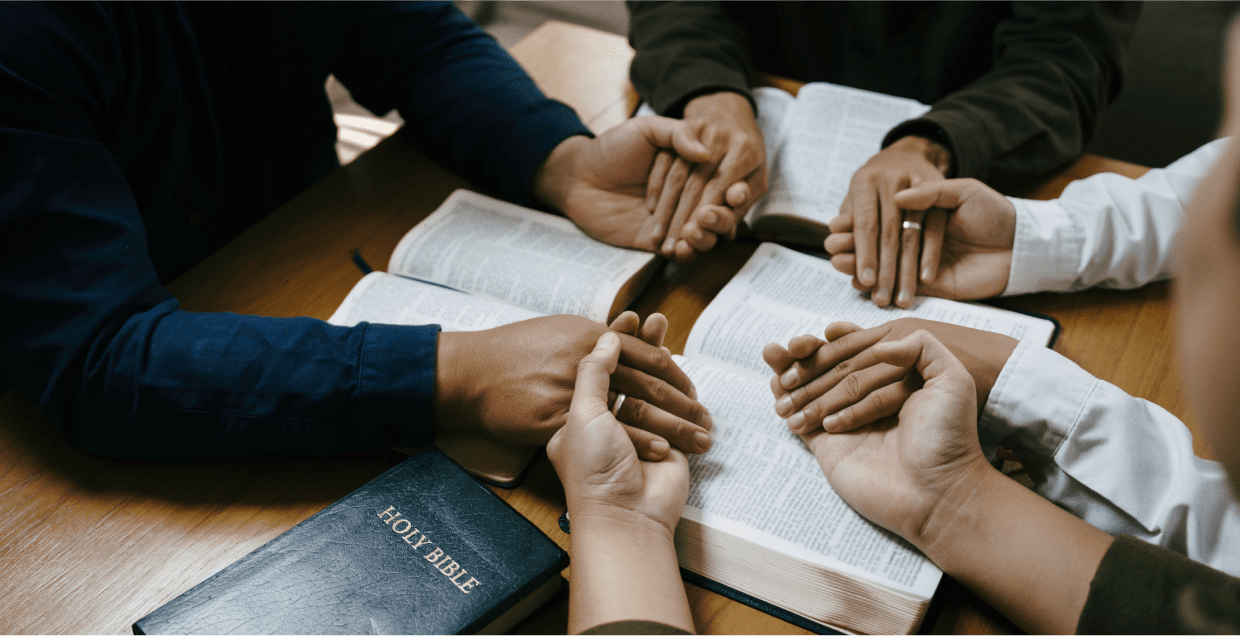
[329,189,1057,633]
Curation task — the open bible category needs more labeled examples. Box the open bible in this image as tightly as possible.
[328,189,660,484]
[746,83,932,246]
[665,242,1056,633]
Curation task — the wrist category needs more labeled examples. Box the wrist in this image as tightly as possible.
[912,458,1006,564]
[684,90,754,121]
[533,134,591,214]
[568,499,679,541]
[433,330,475,435]
[892,134,953,176]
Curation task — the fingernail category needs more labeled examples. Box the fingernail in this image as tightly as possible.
[596,332,618,349]
[786,411,805,432]
[823,413,839,432]
[694,431,712,451]
[897,289,910,306]
[652,223,663,238]
[775,395,794,416]
[661,237,675,253]
[873,288,890,305]
[702,209,717,225]
[651,438,670,456]
[861,268,876,286]
[921,267,933,282]
[779,366,799,388]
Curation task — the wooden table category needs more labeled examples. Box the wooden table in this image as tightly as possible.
[0,19,1182,636]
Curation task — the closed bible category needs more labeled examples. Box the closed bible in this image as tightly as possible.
[133,449,568,634]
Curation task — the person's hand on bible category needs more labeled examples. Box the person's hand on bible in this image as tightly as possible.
[826,178,1017,301]
[764,318,1017,435]
[434,313,712,458]
[548,328,695,634]
[832,135,954,309]
[643,91,769,263]
[534,115,728,257]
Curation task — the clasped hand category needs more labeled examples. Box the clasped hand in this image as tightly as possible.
[827,175,1018,305]
[535,111,752,261]
[762,319,1021,549]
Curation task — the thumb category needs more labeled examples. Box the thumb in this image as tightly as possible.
[569,331,622,419]
[893,178,984,212]
[870,330,967,386]
[636,116,711,163]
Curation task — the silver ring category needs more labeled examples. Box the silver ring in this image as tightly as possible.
[902,220,922,231]
[611,392,626,416]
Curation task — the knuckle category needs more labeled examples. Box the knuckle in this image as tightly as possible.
[869,389,890,415]
[842,373,866,402]
[645,377,668,404]
[628,398,649,424]
[688,400,708,425]
[789,384,810,410]
[800,399,821,423]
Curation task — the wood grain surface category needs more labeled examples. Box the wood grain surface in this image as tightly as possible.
[0,19,1183,636]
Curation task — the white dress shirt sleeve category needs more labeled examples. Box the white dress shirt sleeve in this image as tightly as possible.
[981,341,1240,575]
[1003,138,1231,295]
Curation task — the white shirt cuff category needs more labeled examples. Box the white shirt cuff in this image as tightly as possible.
[1003,197,1086,296]
[980,340,1098,462]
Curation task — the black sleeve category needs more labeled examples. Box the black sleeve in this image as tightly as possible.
[626,1,754,118]
[1077,535,1240,634]
[884,1,1141,186]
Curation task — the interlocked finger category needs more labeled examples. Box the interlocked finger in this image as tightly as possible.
[784,363,912,434]
[615,395,712,454]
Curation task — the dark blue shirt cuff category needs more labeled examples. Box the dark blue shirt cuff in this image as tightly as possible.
[356,322,441,449]
[495,101,592,207]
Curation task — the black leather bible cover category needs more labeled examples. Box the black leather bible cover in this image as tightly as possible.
[134,449,568,634]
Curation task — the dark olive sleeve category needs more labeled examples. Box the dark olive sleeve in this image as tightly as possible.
[1077,535,1240,634]
[626,1,754,118]
[885,1,1140,187]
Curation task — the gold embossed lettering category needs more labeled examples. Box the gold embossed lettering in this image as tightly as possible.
[424,547,445,563]
[450,568,469,584]
[438,559,460,577]
[391,519,412,534]
[409,535,432,550]
[457,577,480,594]
[377,506,400,524]
[401,529,422,545]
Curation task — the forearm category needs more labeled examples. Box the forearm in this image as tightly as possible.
[1002,139,1228,295]
[897,2,1137,184]
[33,301,439,459]
[919,466,1113,634]
[568,511,693,634]
[332,2,590,206]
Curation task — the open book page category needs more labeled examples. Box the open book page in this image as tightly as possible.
[685,243,1056,377]
[387,190,656,323]
[743,87,796,228]
[328,272,543,331]
[673,356,942,601]
[757,83,932,228]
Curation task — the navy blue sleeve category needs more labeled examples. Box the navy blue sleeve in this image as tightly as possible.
[328,2,593,207]
[0,3,438,459]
